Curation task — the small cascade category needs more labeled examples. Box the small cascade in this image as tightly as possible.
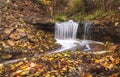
[83,22,92,40]
[54,20,79,52]
[80,22,92,51]
[53,21,104,53]
[55,20,78,39]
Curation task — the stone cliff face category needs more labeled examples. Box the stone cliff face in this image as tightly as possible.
[78,21,120,43]
[91,14,120,43]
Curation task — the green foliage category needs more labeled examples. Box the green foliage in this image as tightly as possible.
[45,0,120,22]
[69,13,86,22]
[87,10,118,20]
[84,10,104,20]
[69,10,118,22]
[36,0,43,3]
[54,14,67,22]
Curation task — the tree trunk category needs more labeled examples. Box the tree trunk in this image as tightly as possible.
[102,0,107,11]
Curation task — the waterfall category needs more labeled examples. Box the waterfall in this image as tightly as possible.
[54,20,79,52]
[83,22,92,40]
[55,20,78,39]
[53,21,103,53]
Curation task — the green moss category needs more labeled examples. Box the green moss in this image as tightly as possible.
[69,10,118,22]
[69,13,85,22]
[84,10,103,20]
[54,14,67,22]
[36,0,44,4]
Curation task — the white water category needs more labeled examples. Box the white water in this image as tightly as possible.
[81,22,92,51]
[53,39,78,53]
[52,39,104,53]
[55,20,78,39]
[74,40,103,51]
[54,20,103,53]
[54,20,79,53]
[84,22,92,40]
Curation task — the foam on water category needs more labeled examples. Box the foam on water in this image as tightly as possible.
[52,39,78,53]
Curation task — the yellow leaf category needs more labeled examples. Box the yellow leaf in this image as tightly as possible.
[20,65,28,69]
[95,59,100,63]
[49,58,54,61]
[44,0,52,5]
[0,64,3,69]
[15,62,24,67]
[45,72,51,77]
[115,22,119,26]
[62,67,67,71]
[57,53,62,57]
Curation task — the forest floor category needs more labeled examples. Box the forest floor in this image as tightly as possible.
[0,0,120,77]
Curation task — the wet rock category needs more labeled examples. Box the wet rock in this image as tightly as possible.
[103,36,112,41]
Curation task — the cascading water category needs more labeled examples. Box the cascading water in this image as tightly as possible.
[79,22,104,51]
[55,20,78,39]
[80,22,92,51]
[54,20,79,52]
[52,20,104,53]
[83,22,92,40]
